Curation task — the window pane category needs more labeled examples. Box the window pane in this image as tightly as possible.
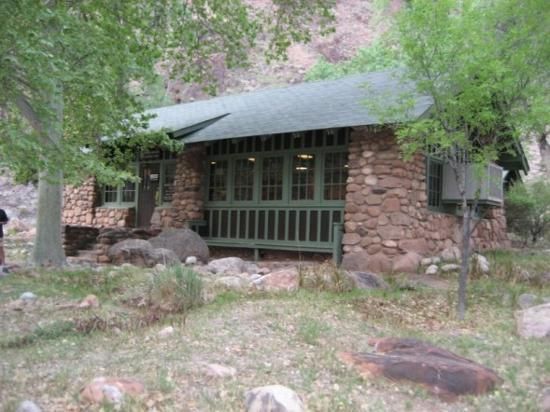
[208,160,228,201]
[292,154,315,200]
[292,153,315,200]
[234,158,255,201]
[121,181,136,203]
[104,185,118,203]
[262,157,283,201]
[324,152,347,200]
[162,162,176,203]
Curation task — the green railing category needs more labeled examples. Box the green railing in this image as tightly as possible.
[198,206,344,262]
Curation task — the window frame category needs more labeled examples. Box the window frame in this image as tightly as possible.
[204,128,350,207]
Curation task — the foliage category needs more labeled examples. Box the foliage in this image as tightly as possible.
[385,0,548,319]
[506,179,550,245]
[298,262,355,292]
[147,265,204,314]
[0,0,335,185]
[305,39,401,81]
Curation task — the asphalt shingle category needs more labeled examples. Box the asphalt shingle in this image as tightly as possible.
[145,70,433,143]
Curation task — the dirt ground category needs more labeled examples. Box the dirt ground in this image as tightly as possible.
[0,251,548,411]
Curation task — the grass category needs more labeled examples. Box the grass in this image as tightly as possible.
[0,250,548,411]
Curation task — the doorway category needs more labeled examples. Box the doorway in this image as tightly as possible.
[137,162,160,227]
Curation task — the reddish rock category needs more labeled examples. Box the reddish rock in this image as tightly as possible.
[254,268,299,292]
[340,338,501,401]
[80,377,145,404]
[392,251,422,273]
[381,198,400,212]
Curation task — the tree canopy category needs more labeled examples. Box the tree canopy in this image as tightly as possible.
[0,0,335,184]
[0,0,335,265]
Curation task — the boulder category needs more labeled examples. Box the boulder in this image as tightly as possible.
[107,239,178,267]
[78,294,100,309]
[149,228,209,263]
[19,291,37,302]
[392,252,422,273]
[340,337,501,401]
[253,268,299,292]
[425,265,439,276]
[346,271,388,289]
[206,257,246,275]
[16,400,42,412]
[441,263,461,273]
[517,293,538,309]
[215,276,250,291]
[440,246,461,262]
[472,254,490,274]
[245,385,305,412]
[420,257,433,266]
[80,377,145,404]
[341,251,370,271]
[108,239,156,266]
[151,248,180,266]
[185,256,198,265]
[516,302,550,338]
[157,326,175,339]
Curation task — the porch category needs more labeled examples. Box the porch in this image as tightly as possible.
[193,128,351,262]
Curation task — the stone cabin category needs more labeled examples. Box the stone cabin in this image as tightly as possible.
[62,71,528,271]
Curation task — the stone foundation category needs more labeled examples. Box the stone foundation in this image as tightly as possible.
[64,225,100,256]
[342,127,509,272]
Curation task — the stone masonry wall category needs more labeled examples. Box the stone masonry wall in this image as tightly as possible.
[342,126,509,273]
[153,143,206,229]
[63,178,135,228]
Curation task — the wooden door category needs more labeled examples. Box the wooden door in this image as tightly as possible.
[137,162,160,227]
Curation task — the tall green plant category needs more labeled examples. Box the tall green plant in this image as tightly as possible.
[0,0,335,266]
[388,0,549,319]
[506,180,550,245]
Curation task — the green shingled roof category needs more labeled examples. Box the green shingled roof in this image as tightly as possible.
[145,70,433,143]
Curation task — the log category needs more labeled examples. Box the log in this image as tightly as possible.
[339,338,501,401]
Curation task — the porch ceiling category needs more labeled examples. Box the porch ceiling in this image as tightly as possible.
[144,70,433,143]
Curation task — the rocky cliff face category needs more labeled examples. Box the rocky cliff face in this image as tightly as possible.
[165,0,403,103]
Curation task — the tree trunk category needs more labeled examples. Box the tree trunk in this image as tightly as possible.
[457,204,472,320]
[32,87,66,267]
[33,169,66,266]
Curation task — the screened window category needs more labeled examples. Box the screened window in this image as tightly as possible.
[324,152,347,200]
[209,160,228,201]
[121,181,136,203]
[162,162,176,203]
[427,157,443,209]
[262,157,284,201]
[234,158,255,201]
[103,181,136,204]
[292,154,315,200]
[103,185,118,203]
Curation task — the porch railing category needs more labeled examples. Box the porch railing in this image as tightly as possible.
[197,206,344,261]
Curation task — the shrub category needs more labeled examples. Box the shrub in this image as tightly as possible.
[299,262,355,293]
[505,179,550,246]
[147,265,203,314]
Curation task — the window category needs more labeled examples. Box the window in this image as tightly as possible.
[324,152,347,200]
[103,185,118,203]
[161,162,176,203]
[103,181,136,205]
[262,157,283,201]
[427,156,443,210]
[292,154,315,200]
[208,160,228,201]
[234,158,255,201]
[121,181,136,203]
